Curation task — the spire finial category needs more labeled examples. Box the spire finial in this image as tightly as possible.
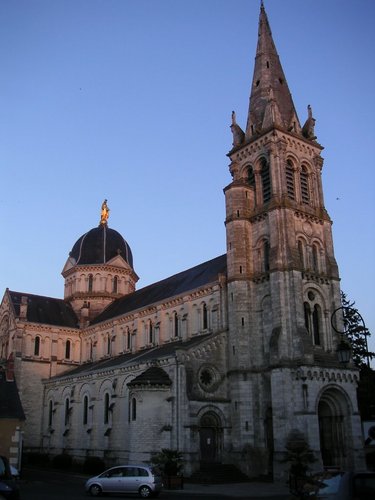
[100,199,110,226]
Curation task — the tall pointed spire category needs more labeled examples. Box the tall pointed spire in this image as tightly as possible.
[245,2,301,139]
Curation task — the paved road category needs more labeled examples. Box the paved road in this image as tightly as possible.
[18,468,290,500]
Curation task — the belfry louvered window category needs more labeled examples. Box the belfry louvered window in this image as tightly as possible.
[247,166,255,188]
[261,159,271,203]
[286,160,295,199]
[300,166,310,204]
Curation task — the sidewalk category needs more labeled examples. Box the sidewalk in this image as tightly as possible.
[169,480,290,498]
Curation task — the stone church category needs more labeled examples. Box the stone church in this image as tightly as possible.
[0,3,365,479]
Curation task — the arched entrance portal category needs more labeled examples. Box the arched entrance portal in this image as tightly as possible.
[318,388,352,469]
[199,412,221,463]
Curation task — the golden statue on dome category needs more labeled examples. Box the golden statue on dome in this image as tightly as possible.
[100,199,110,225]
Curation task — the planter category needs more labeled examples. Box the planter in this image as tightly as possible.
[163,475,184,490]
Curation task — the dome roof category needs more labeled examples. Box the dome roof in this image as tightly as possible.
[69,225,134,269]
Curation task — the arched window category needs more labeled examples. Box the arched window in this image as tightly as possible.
[88,274,93,292]
[107,336,111,355]
[304,302,311,333]
[202,303,208,330]
[83,395,88,425]
[300,166,310,204]
[312,244,319,273]
[260,159,271,203]
[149,322,154,344]
[34,336,40,356]
[48,400,53,427]
[174,313,179,337]
[247,166,255,188]
[104,393,110,424]
[64,398,70,426]
[313,305,321,345]
[286,160,295,200]
[127,329,131,350]
[131,397,136,421]
[263,240,270,272]
[65,340,71,359]
[112,276,118,293]
[298,240,305,268]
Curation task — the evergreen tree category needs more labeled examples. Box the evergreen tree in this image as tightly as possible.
[340,291,374,369]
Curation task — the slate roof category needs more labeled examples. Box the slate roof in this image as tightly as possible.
[127,366,172,387]
[0,370,25,420]
[8,291,79,328]
[91,254,227,324]
[47,334,212,381]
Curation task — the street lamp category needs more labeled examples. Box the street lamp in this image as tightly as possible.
[331,306,370,367]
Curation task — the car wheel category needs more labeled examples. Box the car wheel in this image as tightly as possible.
[89,484,102,497]
[138,485,152,498]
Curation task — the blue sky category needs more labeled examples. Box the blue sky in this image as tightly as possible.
[1,0,374,359]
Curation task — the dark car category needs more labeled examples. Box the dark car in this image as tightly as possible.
[0,456,20,500]
[310,470,375,499]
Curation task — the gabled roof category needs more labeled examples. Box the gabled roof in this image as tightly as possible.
[91,254,227,324]
[0,370,25,420]
[47,334,214,381]
[8,291,79,328]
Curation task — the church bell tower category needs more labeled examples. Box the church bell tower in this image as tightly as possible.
[223,2,361,477]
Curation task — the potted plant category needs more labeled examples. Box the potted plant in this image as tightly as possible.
[151,448,184,489]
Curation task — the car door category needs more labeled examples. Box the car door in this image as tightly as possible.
[100,467,124,493]
[122,466,138,492]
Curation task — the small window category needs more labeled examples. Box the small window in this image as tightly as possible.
[104,393,110,424]
[298,240,304,268]
[131,397,136,421]
[247,166,255,188]
[34,336,40,356]
[127,330,131,350]
[83,395,88,425]
[312,245,319,272]
[263,240,270,272]
[65,340,71,360]
[174,313,179,337]
[64,398,70,426]
[313,305,321,345]
[261,159,271,203]
[202,303,208,330]
[300,166,310,204]
[304,302,311,333]
[88,274,93,292]
[286,160,295,200]
[112,276,118,293]
[48,400,53,427]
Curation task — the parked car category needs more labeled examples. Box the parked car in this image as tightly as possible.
[85,464,163,498]
[308,470,375,499]
[0,456,20,500]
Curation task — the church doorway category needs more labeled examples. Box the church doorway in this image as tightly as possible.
[199,412,221,463]
[318,388,351,469]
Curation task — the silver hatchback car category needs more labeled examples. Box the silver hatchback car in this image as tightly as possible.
[85,464,163,498]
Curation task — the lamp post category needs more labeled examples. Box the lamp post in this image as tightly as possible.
[331,306,370,367]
